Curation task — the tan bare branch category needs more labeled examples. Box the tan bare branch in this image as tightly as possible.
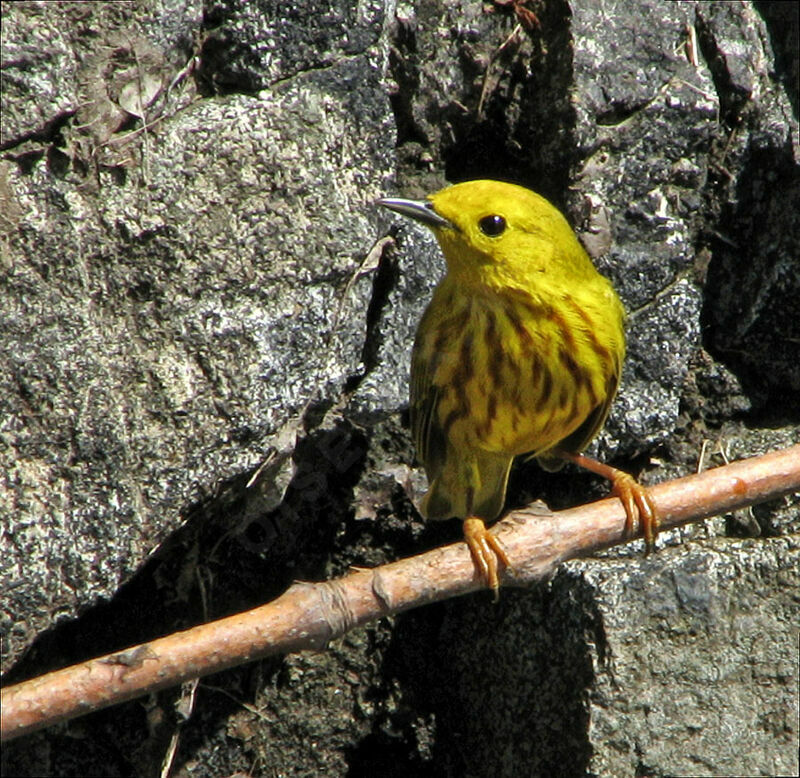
[2,444,798,741]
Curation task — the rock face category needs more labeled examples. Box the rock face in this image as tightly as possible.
[1,0,395,666]
[1,1,797,777]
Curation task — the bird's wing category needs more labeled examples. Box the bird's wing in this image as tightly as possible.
[411,333,513,521]
[537,368,620,470]
[410,344,447,483]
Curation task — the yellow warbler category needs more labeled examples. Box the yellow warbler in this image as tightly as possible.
[378,180,658,595]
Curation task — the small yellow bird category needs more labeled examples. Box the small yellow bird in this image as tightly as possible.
[378,180,658,595]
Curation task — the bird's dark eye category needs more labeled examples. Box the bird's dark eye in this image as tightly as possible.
[478,214,506,237]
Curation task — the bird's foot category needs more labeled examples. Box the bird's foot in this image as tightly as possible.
[556,451,660,551]
[463,517,511,600]
[609,470,660,551]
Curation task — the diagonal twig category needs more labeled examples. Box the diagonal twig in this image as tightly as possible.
[2,444,798,741]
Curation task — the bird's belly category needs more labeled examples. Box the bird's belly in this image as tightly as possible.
[463,370,594,456]
[439,328,604,458]
[428,292,617,461]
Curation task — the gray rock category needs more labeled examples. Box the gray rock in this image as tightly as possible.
[1,0,394,668]
[1,1,797,777]
[582,539,800,778]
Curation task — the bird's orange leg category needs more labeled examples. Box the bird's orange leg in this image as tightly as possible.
[463,517,511,600]
[558,451,660,551]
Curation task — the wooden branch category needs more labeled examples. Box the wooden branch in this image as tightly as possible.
[2,444,798,741]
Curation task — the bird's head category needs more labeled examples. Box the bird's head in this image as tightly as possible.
[378,179,594,292]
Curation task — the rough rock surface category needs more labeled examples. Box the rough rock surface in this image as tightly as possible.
[1,1,798,776]
[1,0,394,666]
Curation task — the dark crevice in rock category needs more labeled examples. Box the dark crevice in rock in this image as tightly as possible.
[596,97,654,127]
[700,143,800,420]
[694,7,754,129]
[196,1,383,97]
[0,110,76,154]
[386,18,430,148]
[754,1,800,119]
[344,234,401,395]
[384,0,577,206]
[195,30,262,96]
[2,147,46,175]
[684,5,800,423]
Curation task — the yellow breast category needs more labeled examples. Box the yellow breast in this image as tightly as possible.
[414,279,622,460]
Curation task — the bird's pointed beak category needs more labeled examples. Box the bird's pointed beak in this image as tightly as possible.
[376,197,453,230]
